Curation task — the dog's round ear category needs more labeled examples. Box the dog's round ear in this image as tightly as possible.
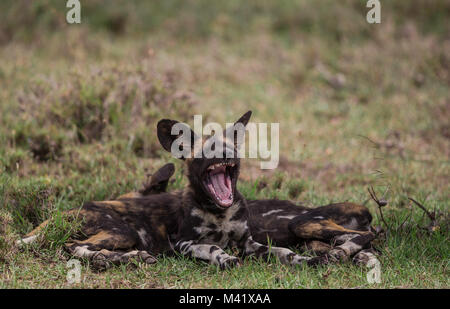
[157,119,180,153]
[157,119,197,159]
[156,163,175,181]
[225,111,252,151]
[234,110,252,127]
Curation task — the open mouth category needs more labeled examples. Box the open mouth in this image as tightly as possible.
[203,162,235,208]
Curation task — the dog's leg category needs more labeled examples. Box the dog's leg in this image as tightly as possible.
[69,246,156,269]
[16,219,50,247]
[243,237,325,266]
[66,231,156,269]
[16,209,84,247]
[175,241,241,269]
[327,233,375,261]
[288,216,375,262]
[302,240,332,255]
[352,248,380,266]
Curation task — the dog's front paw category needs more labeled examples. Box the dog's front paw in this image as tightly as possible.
[352,249,378,266]
[219,256,241,270]
[136,251,157,264]
[328,248,350,262]
[91,252,112,271]
[306,255,330,267]
[288,254,313,266]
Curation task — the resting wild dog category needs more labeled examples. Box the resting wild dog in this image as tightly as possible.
[18,111,324,269]
[247,200,377,264]
[132,166,377,264]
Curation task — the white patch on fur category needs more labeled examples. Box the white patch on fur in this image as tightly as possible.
[288,253,311,264]
[245,237,310,265]
[276,215,296,220]
[177,240,193,254]
[353,250,378,266]
[336,234,362,255]
[16,235,38,246]
[342,218,359,230]
[334,234,358,244]
[72,245,97,258]
[194,225,212,235]
[313,216,325,219]
[261,209,283,217]
[338,242,362,256]
[122,250,139,257]
[137,229,148,247]
[270,247,293,257]
[190,202,248,247]
[186,243,231,265]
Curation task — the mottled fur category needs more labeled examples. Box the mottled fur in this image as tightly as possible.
[19,112,323,269]
[247,199,376,262]
[134,167,377,264]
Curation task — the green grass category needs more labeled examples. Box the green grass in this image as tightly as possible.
[0,0,449,288]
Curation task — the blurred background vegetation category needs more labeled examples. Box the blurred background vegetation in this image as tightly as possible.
[1,0,449,43]
[0,0,448,288]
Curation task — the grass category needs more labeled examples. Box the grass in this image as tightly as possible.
[0,0,449,288]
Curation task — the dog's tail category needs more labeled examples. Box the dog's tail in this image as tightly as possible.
[139,163,175,196]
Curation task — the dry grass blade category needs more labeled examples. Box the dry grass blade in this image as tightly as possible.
[408,197,439,232]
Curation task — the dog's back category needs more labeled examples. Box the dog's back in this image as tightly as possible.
[247,199,308,247]
[86,192,184,254]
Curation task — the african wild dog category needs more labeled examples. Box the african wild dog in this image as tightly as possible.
[18,111,324,269]
[247,199,377,264]
[131,166,377,265]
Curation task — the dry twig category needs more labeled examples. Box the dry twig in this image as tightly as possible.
[408,197,440,233]
[368,186,390,231]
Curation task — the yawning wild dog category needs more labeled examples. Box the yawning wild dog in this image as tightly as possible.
[18,111,323,269]
[131,165,377,265]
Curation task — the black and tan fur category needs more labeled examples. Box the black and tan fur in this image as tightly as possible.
[247,199,376,263]
[18,111,325,269]
[133,167,377,264]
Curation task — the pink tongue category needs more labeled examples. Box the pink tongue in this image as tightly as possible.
[210,172,231,201]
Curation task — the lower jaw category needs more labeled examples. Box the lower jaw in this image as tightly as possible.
[208,192,234,208]
[216,200,233,208]
[208,192,233,208]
